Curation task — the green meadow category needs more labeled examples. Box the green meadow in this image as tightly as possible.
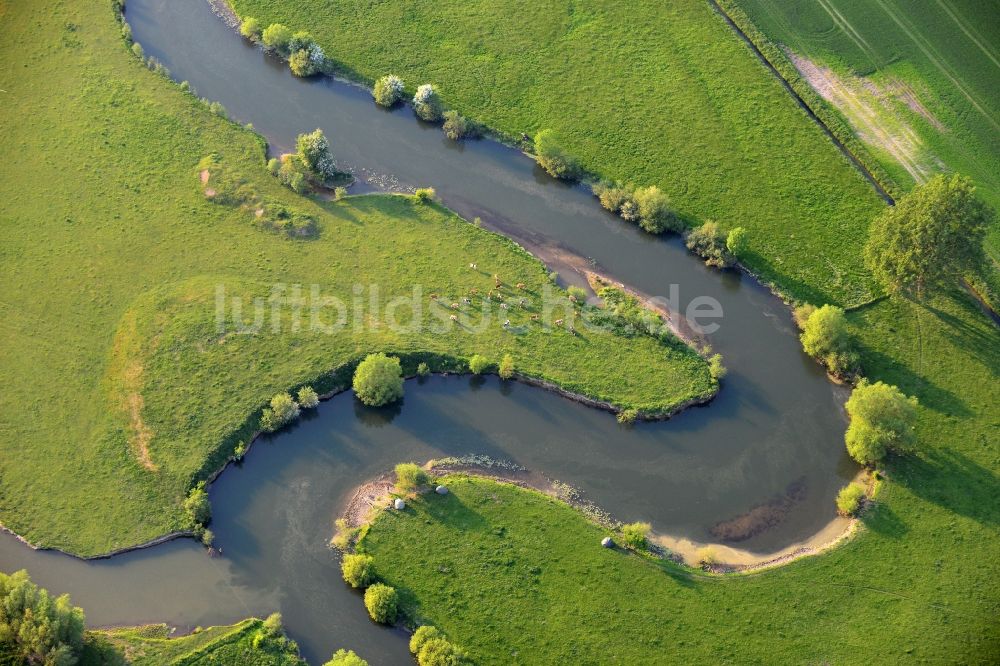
[0,0,710,556]
[733,0,1000,258]
[231,0,887,306]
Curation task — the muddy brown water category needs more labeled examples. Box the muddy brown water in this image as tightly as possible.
[0,0,858,662]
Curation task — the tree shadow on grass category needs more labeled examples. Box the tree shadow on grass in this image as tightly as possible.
[921,295,1000,378]
[859,348,970,418]
[891,447,1000,529]
[417,491,490,534]
[861,499,908,539]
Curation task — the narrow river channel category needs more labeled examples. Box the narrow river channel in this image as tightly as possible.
[0,0,859,662]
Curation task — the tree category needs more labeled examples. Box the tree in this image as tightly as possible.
[726,226,748,258]
[0,570,85,665]
[262,612,283,637]
[708,353,727,381]
[410,625,443,655]
[373,75,404,107]
[799,304,857,376]
[363,583,398,624]
[417,361,430,377]
[325,649,369,666]
[499,354,515,380]
[262,23,293,54]
[621,521,651,549]
[414,187,436,203]
[593,182,632,215]
[417,637,467,666]
[287,31,314,54]
[685,221,734,268]
[353,353,404,406]
[844,380,918,466]
[239,17,261,41]
[297,385,320,409]
[289,47,323,77]
[836,482,866,516]
[296,128,340,182]
[183,483,211,526]
[395,462,429,492]
[633,186,680,234]
[341,554,376,589]
[864,174,992,296]
[260,392,300,432]
[442,110,470,140]
[534,130,579,181]
[413,84,443,122]
[468,354,489,375]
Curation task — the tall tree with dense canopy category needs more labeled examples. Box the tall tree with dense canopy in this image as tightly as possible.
[844,380,918,466]
[352,353,404,406]
[0,570,85,666]
[864,174,992,296]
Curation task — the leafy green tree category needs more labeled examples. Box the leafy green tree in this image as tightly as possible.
[836,483,866,516]
[262,23,293,54]
[617,408,638,424]
[183,482,211,526]
[864,174,992,296]
[341,554,376,589]
[417,362,430,377]
[468,354,490,375]
[0,570,85,666]
[262,612,283,637]
[395,462,429,492]
[726,226,748,257]
[633,186,680,234]
[621,521,651,549]
[297,386,320,409]
[417,637,467,666]
[363,584,398,624]
[413,84,443,122]
[260,392,300,432]
[239,17,261,41]
[708,353,727,381]
[534,130,579,181]
[442,110,470,140]
[593,181,633,215]
[409,625,443,655]
[353,353,404,406]
[373,75,404,107]
[325,649,369,666]
[845,380,918,466]
[296,128,340,182]
[799,304,857,376]
[498,354,515,380]
[685,221,734,268]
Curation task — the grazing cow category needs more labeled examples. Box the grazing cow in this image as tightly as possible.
[451,302,460,310]
[494,275,502,287]
[503,319,511,328]
[450,314,458,321]
[430,293,439,300]
[462,297,471,304]
[516,282,526,290]
[555,319,564,326]
[530,314,539,321]
[469,263,477,270]
[501,303,509,310]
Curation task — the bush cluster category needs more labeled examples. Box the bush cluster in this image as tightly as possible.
[373,74,405,107]
[260,392,301,432]
[297,385,320,409]
[442,110,475,140]
[685,221,735,268]
[534,129,579,181]
[395,462,430,493]
[363,583,399,624]
[592,181,682,234]
[0,570,85,665]
[410,625,468,665]
[353,353,404,406]
[257,22,326,77]
[797,304,859,377]
[836,482,866,516]
[413,84,443,122]
[325,649,369,666]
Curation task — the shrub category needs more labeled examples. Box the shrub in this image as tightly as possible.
[289,48,319,77]
[353,353,404,406]
[799,304,857,376]
[325,649,369,666]
[417,637,467,666]
[498,354,515,380]
[131,41,144,59]
[442,110,471,140]
[621,521,651,549]
[297,385,320,409]
[417,361,430,377]
[0,570,85,665]
[845,380,918,466]
[726,226,748,258]
[633,186,680,234]
[593,181,632,214]
[685,221,734,268]
[410,625,443,655]
[296,128,341,183]
[395,462,429,492]
[534,129,579,180]
[617,408,639,425]
[708,353,727,381]
[620,198,640,223]
[288,31,314,54]
[260,392,300,432]
[696,546,717,566]
[183,483,211,526]
[836,482,866,516]
[234,441,247,460]
[263,612,283,637]
[201,528,214,547]
[792,303,816,330]
[413,84,443,122]
[373,74,405,107]
[262,23,293,54]
[239,17,261,41]
[334,186,348,200]
[567,285,587,303]
[267,157,281,175]
[468,354,490,375]
[341,553,376,589]
[414,187,436,203]
[363,583,398,624]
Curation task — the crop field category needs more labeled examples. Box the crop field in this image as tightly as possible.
[231,0,887,306]
[0,0,711,556]
[733,0,1000,258]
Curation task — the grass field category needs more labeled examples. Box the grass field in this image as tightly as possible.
[732,0,1000,258]
[82,619,305,665]
[230,0,887,306]
[0,0,711,556]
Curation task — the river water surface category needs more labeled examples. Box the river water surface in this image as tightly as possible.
[0,0,857,662]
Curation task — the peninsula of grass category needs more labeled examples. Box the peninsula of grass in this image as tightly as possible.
[230,0,887,306]
[0,1,711,556]
[81,619,304,665]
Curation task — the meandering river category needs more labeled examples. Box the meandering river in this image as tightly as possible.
[0,0,858,662]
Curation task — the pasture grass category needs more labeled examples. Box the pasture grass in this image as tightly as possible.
[230,0,887,306]
[733,0,1000,258]
[0,0,710,556]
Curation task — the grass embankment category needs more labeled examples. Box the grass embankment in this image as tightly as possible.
[230,0,887,306]
[82,620,304,665]
[732,0,1000,258]
[0,0,711,556]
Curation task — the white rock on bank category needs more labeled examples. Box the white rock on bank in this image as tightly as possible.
[435,485,449,495]
[393,498,406,510]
